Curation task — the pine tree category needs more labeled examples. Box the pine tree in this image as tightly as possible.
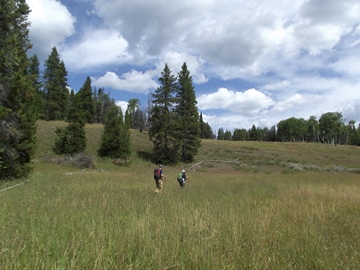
[98,105,123,158]
[53,93,86,155]
[0,0,37,179]
[43,47,69,120]
[27,54,44,118]
[175,62,201,162]
[77,76,95,123]
[149,64,178,164]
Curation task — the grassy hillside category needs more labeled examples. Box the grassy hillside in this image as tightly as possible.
[1,121,360,269]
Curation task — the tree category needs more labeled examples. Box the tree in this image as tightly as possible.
[118,110,131,164]
[249,125,258,141]
[98,105,124,158]
[319,112,343,144]
[174,62,201,162]
[0,0,37,179]
[224,130,232,140]
[76,76,95,123]
[149,64,178,164]
[217,128,225,140]
[43,47,69,120]
[27,54,44,118]
[53,94,86,155]
[127,98,140,129]
[93,87,115,123]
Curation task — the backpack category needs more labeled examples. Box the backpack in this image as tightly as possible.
[177,173,183,181]
[154,168,161,180]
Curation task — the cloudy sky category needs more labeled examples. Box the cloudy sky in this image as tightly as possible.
[27,0,360,132]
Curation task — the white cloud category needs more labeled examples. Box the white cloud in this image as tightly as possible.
[27,0,76,61]
[61,29,130,71]
[116,101,128,111]
[198,88,275,116]
[92,70,158,94]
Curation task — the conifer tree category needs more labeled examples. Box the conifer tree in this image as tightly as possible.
[98,105,123,158]
[149,64,178,164]
[43,47,69,120]
[27,54,44,118]
[175,62,201,162]
[0,0,37,179]
[77,76,95,123]
[53,94,86,155]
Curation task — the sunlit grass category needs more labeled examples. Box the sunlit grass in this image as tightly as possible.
[1,121,360,269]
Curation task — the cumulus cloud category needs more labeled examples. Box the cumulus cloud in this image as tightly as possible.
[198,88,275,116]
[27,0,76,61]
[61,29,130,71]
[92,70,159,94]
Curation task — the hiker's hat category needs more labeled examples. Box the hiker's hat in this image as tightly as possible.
[159,164,163,167]
[182,169,185,172]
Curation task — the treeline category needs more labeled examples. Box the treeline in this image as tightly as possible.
[217,113,360,146]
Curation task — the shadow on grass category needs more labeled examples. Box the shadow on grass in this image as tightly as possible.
[137,150,154,162]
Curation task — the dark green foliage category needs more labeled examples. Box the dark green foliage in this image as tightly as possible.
[53,94,86,155]
[27,54,45,119]
[77,77,95,123]
[175,62,201,162]
[217,128,225,140]
[43,47,69,120]
[0,0,37,179]
[98,105,125,159]
[53,122,86,155]
[149,64,178,164]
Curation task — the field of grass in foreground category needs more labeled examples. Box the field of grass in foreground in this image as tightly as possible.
[1,121,360,269]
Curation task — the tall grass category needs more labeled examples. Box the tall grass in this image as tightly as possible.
[1,121,360,269]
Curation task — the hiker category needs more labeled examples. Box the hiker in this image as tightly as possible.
[177,169,188,187]
[154,165,167,193]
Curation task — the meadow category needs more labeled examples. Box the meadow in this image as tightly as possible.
[1,121,360,269]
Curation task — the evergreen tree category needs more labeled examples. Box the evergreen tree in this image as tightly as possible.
[98,105,123,158]
[53,94,86,155]
[249,125,258,141]
[43,47,69,120]
[0,0,37,179]
[149,64,178,164]
[77,76,95,123]
[224,130,232,140]
[203,122,214,139]
[175,62,201,162]
[27,54,44,118]
[217,128,225,140]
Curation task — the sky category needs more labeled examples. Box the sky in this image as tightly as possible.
[26,0,360,133]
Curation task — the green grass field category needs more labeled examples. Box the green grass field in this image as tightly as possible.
[1,121,360,269]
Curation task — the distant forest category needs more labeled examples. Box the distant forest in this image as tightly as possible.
[29,47,359,146]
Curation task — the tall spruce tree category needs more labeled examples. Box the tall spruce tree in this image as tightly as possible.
[53,93,86,155]
[27,54,44,118]
[0,0,37,179]
[98,105,123,158]
[149,64,178,164]
[43,47,69,120]
[175,62,201,162]
[76,76,95,123]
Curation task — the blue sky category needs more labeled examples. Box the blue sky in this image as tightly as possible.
[26,0,360,132]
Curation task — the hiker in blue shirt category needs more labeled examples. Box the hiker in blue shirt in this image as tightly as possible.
[177,169,188,187]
